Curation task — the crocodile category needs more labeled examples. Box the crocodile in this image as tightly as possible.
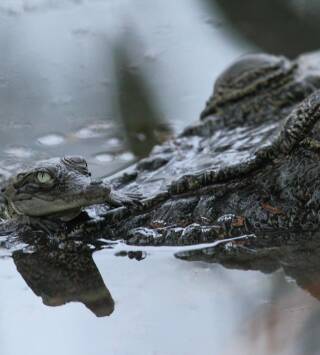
[3,51,320,254]
[0,155,142,232]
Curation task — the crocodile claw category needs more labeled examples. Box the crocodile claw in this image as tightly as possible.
[109,191,143,209]
[121,193,143,209]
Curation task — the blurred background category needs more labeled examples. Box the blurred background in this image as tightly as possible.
[0,0,320,181]
[2,0,318,179]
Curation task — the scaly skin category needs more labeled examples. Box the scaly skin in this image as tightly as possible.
[200,53,313,125]
[77,52,320,246]
[0,156,141,232]
[3,52,320,250]
[168,89,320,195]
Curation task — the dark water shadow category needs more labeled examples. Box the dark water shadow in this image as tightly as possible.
[176,231,320,301]
[12,243,114,317]
[204,0,320,57]
[112,27,172,158]
[176,232,320,352]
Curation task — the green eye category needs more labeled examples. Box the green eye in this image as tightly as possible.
[36,171,53,184]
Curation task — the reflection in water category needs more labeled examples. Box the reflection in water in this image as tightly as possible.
[12,246,114,317]
[115,250,147,261]
[4,226,320,353]
[175,233,320,354]
[176,232,320,303]
[1,1,320,353]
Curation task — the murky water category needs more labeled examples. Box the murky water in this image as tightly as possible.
[1,1,320,354]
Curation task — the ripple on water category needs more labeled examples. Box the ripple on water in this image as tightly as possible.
[94,151,135,163]
[118,152,135,161]
[94,153,114,163]
[74,123,113,139]
[37,134,65,146]
[103,137,122,148]
[4,146,33,158]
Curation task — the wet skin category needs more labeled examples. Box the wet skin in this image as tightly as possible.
[3,52,320,250]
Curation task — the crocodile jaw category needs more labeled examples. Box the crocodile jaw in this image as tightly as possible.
[6,181,112,218]
[2,156,113,220]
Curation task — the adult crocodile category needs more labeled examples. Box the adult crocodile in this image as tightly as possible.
[3,51,320,254]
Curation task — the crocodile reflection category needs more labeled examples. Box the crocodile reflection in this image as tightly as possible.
[12,245,114,317]
[9,229,320,314]
[176,232,320,302]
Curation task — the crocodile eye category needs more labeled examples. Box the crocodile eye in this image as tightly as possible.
[36,171,53,184]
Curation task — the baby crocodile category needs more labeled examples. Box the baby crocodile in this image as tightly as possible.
[3,51,320,247]
[0,156,141,231]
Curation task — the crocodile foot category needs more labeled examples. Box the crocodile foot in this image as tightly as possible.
[108,191,143,209]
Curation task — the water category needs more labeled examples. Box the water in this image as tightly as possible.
[1,1,320,354]
[2,246,320,355]
[0,0,249,178]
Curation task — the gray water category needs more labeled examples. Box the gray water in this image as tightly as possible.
[1,1,320,354]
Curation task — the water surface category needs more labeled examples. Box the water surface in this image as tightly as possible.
[1,1,320,355]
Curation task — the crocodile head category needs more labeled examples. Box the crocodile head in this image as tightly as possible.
[201,53,316,125]
[1,156,111,221]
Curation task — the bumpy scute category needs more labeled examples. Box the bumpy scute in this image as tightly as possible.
[201,53,295,119]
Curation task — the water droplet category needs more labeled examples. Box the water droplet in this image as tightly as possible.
[37,134,65,146]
